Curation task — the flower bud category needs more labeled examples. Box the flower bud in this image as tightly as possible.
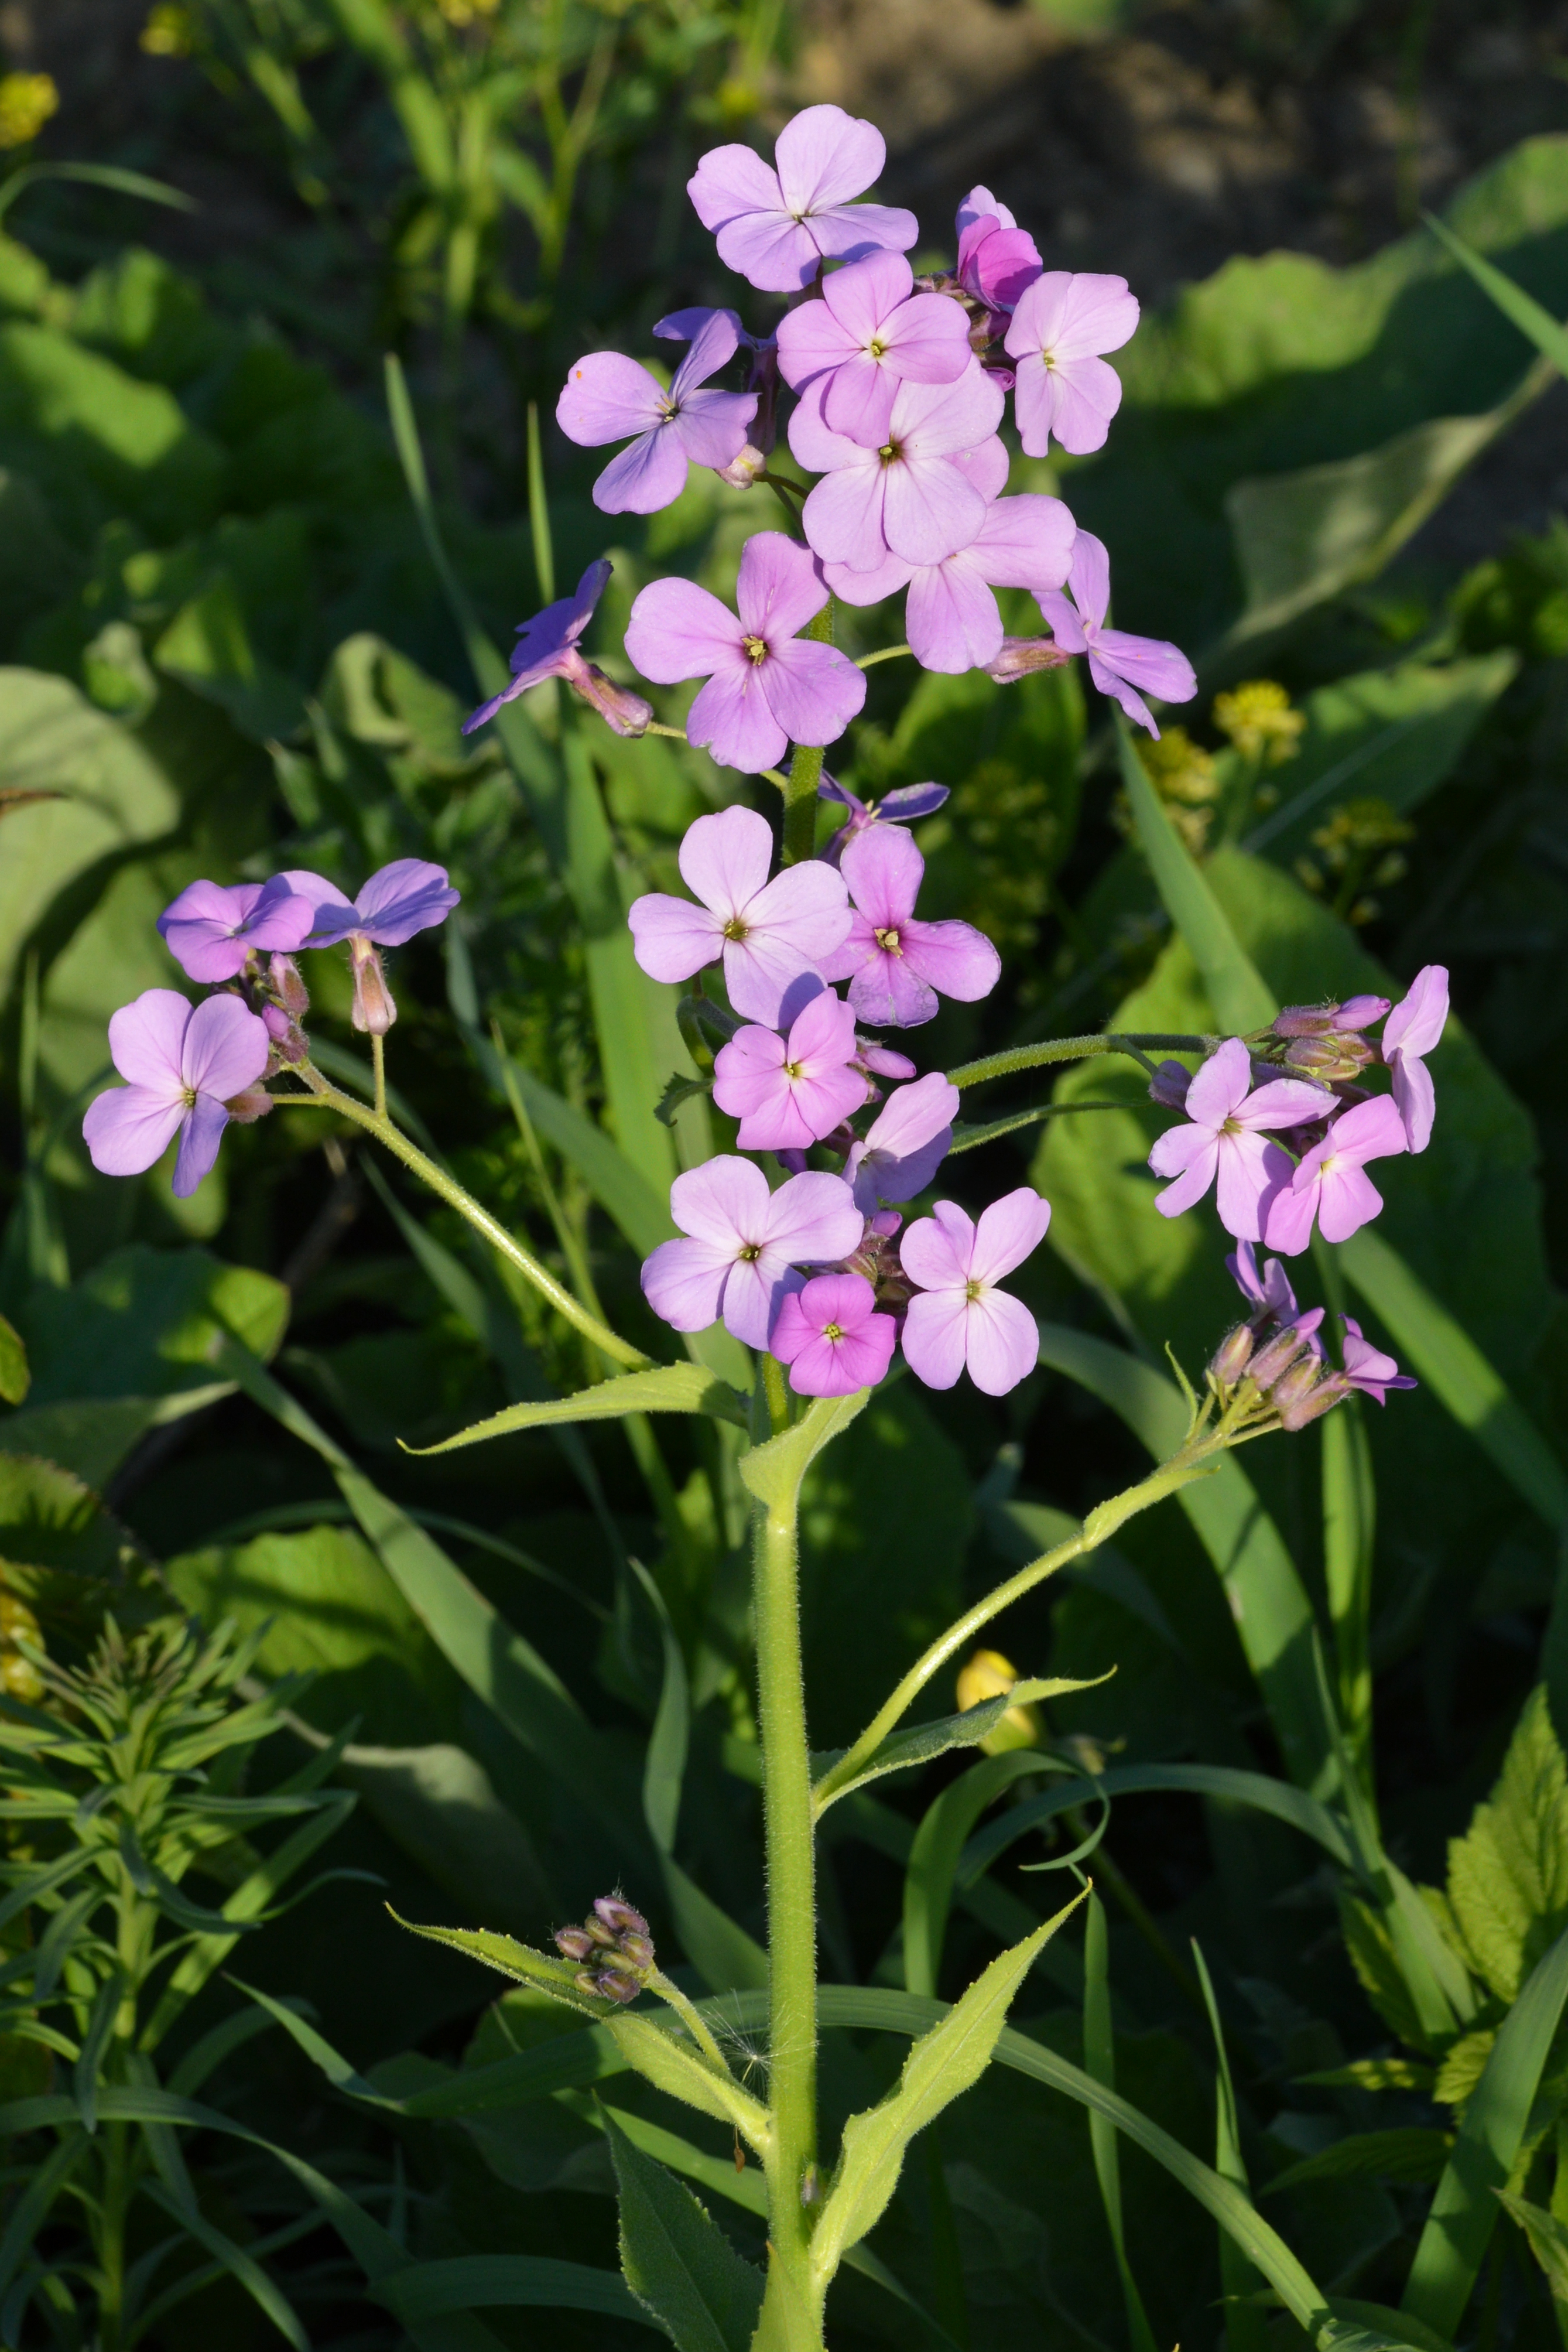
[984,637,1072,685]
[1278,1370,1350,1431]
[617,1930,655,1969]
[574,1967,602,1997]
[594,1968,641,2004]
[1147,1058,1191,1110]
[856,1041,917,1081]
[223,1085,273,1126]
[269,952,310,1018]
[715,442,768,490]
[1208,1324,1254,1387]
[594,1894,650,1939]
[555,1925,597,1961]
[570,659,654,737]
[1282,1033,1375,1082]
[1270,1356,1324,1416]
[349,938,396,1036]
[1272,1004,1338,1038]
[1247,1326,1310,1392]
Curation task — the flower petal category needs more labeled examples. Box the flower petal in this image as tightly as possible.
[642,1235,737,1331]
[354,857,460,945]
[900,915,1001,1003]
[593,427,691,517]
[107,989,192,1091]
[758,1167,863,1264]
[180,994,270,1100]
[557,353,666,446]
[1382,963,1449,1061]
[1184,1038,1252,1128]
[841,821,922,931]
[628,892,726,984]
[1391,1050,1436,1154]
[905,556,1003,673]
[686,666,789,774]
[172,1094,230,1198]
[83,1085,186,1178]
[626,578,744,685]
[670,1153,769,1247]
[899,1204,972,1292]
[670,388,758,471]
[1214,1129,1289,1243]
[900,1288,970,1389]
[774,105,887,214]
[737,531,830,644]
[760,638,867,750]
[963,1286,1040,1395]
[967,1185,1050,1284]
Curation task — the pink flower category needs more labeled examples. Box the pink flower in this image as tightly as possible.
[1004,272,1139,457]
[640,1157,862,1347]
[83,989,269,1199]
[687,105,917,295]
[818,776,949,867]
[623,531,865,775]
[955,186,1042,325]
[775,250,972,447]
[844,1071,959,1211]
[556,313,757,515]
[825,484,1076,674]
[1227,1238,1322,1343]
[1340,1315,1417,1404]
[1147,1037,1333,1242]
[1379,964,1449,1153]
[283,860,460,949]
[1036,533,1196,737]
[899,1187,1050,1395]
[1262,1094,1408,1256]
[789,367,1006,573]
[819,826,1000,1027]
[770,1270,896,1396]
[626,805,851,1025]
[156,876,316,984]
[461,559,652,738]
[711,986,867,1151]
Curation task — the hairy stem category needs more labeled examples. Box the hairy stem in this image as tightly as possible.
[855,642,912,670]
[947,1032,1213,1090]
[781,605,836,866]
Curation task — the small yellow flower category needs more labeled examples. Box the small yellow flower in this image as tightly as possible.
[0,1593,43,1707]
[0,72,59,151]
[1138,724,1220,808]
[1213,678,1305,767]
[140,4,196,55]
[956,1647,1041,1755]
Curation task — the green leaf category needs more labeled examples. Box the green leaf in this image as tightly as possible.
[0,2130,85,2301]
[605,2012,772,2153]
[1443,1687,1568,2004]
[607,2108,765,2352]
[1403,1921,1568,2334]
[18,1245,289,1406]
[1495,2189,1568,2300]
[810,1896,1087,2285]
[400,1362,748,1455]
[0,1315,27,1406]
[152,572,303,741]
[1084,1892,1161,2352]
[388,1912,614,2019]
[1264,2130,1453,2193]
[1420,210,1568,372]
[1193,1939,1268,2352]
[1117,719,1273,1030]
[474,1035,673,1258]
[738,1390,873,1514]
[814,1674,1110,1811]
[371,2255,659,2331]
[0,1450,123,1592]
[142,2177,310,2352]
[73,1970,122,2132]
[957,1761,1355,1883]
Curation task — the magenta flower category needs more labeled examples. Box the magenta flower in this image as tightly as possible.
[775,251,972,447]
[687,104,917,295]
[711,986,867,1151]
[819,826,1001,1027]
[1379,963,1449,1153]
[83,989,269,1198]
[156,876,316,984]
[954,187,1042,327]
[899,1187,1050,1395]
[627,806,851,1025]
[557,313,757,516]
[1036,534,1196,737]
[1340,1315,1417,1404]
[640,1157,862,1347]
[1262,1094,1408,1256]
[1004,271,1139,457]
[461,559,652,739]
[624,531,866,775]
[789,367,1006,573]
[770,1270,896,1397]
[1147,1038,1333,1242]
[819,775,949,868]
[844,1072,960,1211]
[826,490,1076,674]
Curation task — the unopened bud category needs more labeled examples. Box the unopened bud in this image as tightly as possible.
[1278,1370,1350,1431]
[617,1930,655,1969]
[571,660,653,738]
[1208,1324,1254,1387]
[349,937,395,1035]
[1282,1034,1374,1082]
[1272,1004,1338,1038]
[715,442,768,490]
[269,952,310,1018]
[224,1086,273,1124]
[594,1968,641,2004]
[1147,1058,1191,1110]
[574,1967,601,1997]
[857,1041,917,1081]
[263,1004,308,1067]
[555,1925,597,1961]
[1336,994,1390,1030]
[1271,1356,1324,1416]
[984,637,1072,685]
[594,1894,650,1939]
[1247,1327,1310,1392]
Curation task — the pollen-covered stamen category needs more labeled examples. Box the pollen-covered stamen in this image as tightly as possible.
[742,634,769,664]
[822,1321,845,1343]
[738,1241,763,1262]
[873,925,903,956]
[722,915,751,942]
[877,439,902,467]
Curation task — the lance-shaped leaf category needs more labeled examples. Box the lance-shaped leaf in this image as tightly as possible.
[400,1363,749,1457]
[809,1895,1086,2284]
[607,2109,765,2352]
[386,1912,617,2022]
[813,1674,1112,1816]
[606,2013,772,2157]
[738,1391,872,1516]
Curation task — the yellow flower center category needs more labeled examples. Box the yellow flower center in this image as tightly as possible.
[823,1321,844,1342]
[738,1242,762,1262]
[874,926,902,956]
[742,634,769,664]
[723,916,750,942]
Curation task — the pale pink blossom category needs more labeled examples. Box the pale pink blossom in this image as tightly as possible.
[825,486,1075,673]
[1147,1037,1333,1242]
[1379,964,1449,1153]
[627,805,851,1025]
[156,877,315,984]
[557,313,757,515]
[789,368,1006,573]
[954,186,1042,326]
[844,1071,959,1211]
[1004,271,1139,457]
[83,989,269,1199]
[770,1270,896,1396]
[775,249,972,446]
[1262,1094,1408,1256]
[819,826,1000,1027]
[1340,1315,1417,1404]
[687,105,917,294]
[711,987,867,1151]
[640,1157,862,1347]
[1036,532,1196,737]
[899,1187,1050,1394]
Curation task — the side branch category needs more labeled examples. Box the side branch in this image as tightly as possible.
[947,1032,1214,1090]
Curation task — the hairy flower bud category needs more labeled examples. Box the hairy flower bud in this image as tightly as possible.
[222,1085,273,1125]
[571,659,654,738]
[554,1924,597,1961]
[269,952,310,1019]
[1277,1369,1351,1431]
[617,1930,655,1969]
[593,1894,650,1939]
[594,1968,642,2005]
[1282,1033,1375,1083]
[349,938,396,1036]
[715,442,768,490]
[984,636,1072,685]
[1147,1058,1191,1110]
[1208,1324,1254,1387]
[1246,1326,1310,1392]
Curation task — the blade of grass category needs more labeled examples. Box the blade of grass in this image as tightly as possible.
[1192,1940,1268,2352]
[1084,1892,1162,2352]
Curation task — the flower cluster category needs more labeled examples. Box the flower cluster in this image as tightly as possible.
[1144,969,1449,1254]
[484,103,1195,754]
[553,1893,655,2005]
[81,860,458,1196]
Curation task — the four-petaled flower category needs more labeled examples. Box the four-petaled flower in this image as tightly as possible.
[1036,532,1196,737]
[1147,1037,1333,1242]
[640,1157,862,1347]
[461,559,652,739]
[826,480,1076,674]
[1379,963,1449,1153]
[770,1270,897,1397]
[844,1071,960,1211]
[789,367,1006,572]
[628,805,851,1025]
[713,986,867,1151]
[819,775,949,867]
[156,876,315,984]
[285,859,460,949]
[900,1187,1051,1395]
[83,989,270,1198]
[1004,271,1139,457]
[820,826,1000,1027]
[624,531,866,775]
[557,313,758,516]
[687,105,917,294]
[1262,1094,1407,1256]
[775,250,973,447]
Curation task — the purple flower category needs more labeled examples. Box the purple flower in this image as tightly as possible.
[1379,963,1449,1154]
[1262,1094,1407,1256]
[627,805,851,1025]
[83,989,269,1198]
[1226,1238,1326,1352]
[955,187,1042,327]
[900,1187,1050,1395]
[1340,1315,1417,1404]
[711,986,867,1151]
[283,860,460,949]
[624,531,866,775]
[1004,272,1139,457]
[790,367,1006,573]
[156,876,316,984]
[1036,533,1196,737]
[819,775,950,867]
[687,104,917,295]
[1147,1037,1333,1242]
[771,1270,897,1397]
[461,559,652,738]
[639,1156,862,1346]
[556,313,758,516]
[819,826,1001,1027]
[775,250,972,447]
[1273,996,1391,1037]
[844,1071,959,1211]
[826,489,1076,674]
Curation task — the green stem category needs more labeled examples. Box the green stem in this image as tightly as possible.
[371,1031,387,1122]
[753,1481,822,2344]
[946,1032,1213,1090]
[855,643,912,670]
[782,606,835,866]
[648,1970,735,2075]
[281,1067,649,1371]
